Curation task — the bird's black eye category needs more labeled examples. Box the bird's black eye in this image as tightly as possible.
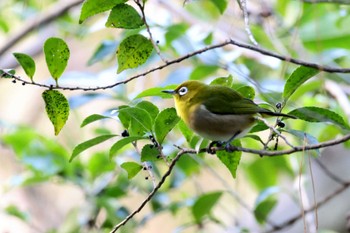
[178,86,188,96]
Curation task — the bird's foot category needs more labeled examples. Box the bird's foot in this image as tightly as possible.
[224,142,236,153]
[207,141,223,154]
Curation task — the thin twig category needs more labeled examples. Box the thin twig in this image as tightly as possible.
[134,0,167,63]
[109,149,186,233]
[255,116,296,149]
[195,133,350,156]
[3,38,350,90]
[239,0,259,46]
[110,133,350,231]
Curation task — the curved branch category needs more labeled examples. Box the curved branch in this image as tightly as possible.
[0,0,83,57]
[3,38,350,91]
[109,149,186,233]
[194,133,350,156]
[109,133,350,231]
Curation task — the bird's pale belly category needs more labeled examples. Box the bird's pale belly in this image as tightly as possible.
[189,105,255,141]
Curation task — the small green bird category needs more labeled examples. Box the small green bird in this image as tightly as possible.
[163,80,296,151]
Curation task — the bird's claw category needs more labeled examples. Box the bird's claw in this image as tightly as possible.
[224,143,236,153]
[207,141,223,154]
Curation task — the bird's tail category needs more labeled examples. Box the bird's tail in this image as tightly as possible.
[259,109,297,119]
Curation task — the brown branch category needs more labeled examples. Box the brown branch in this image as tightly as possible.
[109,133,350,231]
[3,38,350,91]
[193,133,350,157]
[109,149,186,233]
[0,0,83,57]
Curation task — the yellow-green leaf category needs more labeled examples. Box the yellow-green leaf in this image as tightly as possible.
[106,4,144,29]
[43,37,70,84]
[79,0,126,24]
[121,161,143,179]
[13,53,35,80]
[117,34,153,73]
[42,90,70,135]
[216,140,242,178]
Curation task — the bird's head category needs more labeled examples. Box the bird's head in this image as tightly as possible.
[162,80,206,104]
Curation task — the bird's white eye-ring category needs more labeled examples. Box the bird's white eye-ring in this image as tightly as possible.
[178,86,188,96]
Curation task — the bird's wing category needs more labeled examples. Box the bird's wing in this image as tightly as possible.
[201,94,261,115]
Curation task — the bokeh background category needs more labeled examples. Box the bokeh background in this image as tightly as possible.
[1,0,350,232]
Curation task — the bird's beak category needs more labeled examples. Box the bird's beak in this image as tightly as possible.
[162,90,176,95]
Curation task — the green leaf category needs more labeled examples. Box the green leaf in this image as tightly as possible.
[81,114,110,127]
[245,157,293,190]
[5,205,28,221]
[190,65,219,80]
[87,40,118,66]
[285,129,320,156]
[134,85,178,99]
[177,120,194,144]
[13,53,35,80]
[141,144,159,162]
[121,162,143,179]
[135,101,159,123]
[43,37,70,84]
[283,66,319,103]
[192,191,223,223]
[109,136,146,158]
[165,23,189,45]
[216,140,242,179]
[154,108,180,144]
[236,85,255,99]
[254,187,279,224]
[177,154,201,176]
[106,4,144,29]
[210,0,228,14]
[117,34,153,73]
[210,75,233,87]
[288,106,350,130]
[42,90,70,135]
[119,107,153,132]
[70,134,117,162]
[249,121,269,133]
[87,152,115,179]
[79,0,126,23]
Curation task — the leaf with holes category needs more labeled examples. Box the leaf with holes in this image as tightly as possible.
[42,90,70,136]
[106,4,144,29]
[116,34,153,73]
[43,37,70,84]
[13,53,35,80]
